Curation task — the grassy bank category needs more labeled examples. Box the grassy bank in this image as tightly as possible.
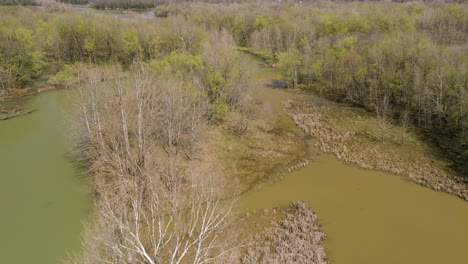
[285,98,468,200]
[209,111,306,196]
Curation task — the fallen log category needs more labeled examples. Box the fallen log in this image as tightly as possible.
[0,107,35,120]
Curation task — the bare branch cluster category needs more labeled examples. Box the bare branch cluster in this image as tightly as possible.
[69,63,238,264]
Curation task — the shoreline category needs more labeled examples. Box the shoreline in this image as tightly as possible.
[284,99,468,200]
[0,86,59,103]
[0,107,35,120]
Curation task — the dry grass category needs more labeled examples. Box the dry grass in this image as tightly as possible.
[285,98,468,200]
[221,207,285,255]
[240,201,327,264]
[208,111,306,197]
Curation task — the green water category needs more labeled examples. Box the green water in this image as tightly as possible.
[239,64,468,264]
[0,90,90,264]
[0,42,466,264]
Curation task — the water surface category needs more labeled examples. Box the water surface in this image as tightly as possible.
[240,146,468,264]
[239,60,468,264]
[0,90,90,264]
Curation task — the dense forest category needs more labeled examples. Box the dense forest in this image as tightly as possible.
[0,1,467,263]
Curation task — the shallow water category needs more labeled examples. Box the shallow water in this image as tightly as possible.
[0,90,90,264]
[240,146,468,263]
[240,64,468,263]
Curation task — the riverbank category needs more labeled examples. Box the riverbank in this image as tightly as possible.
[0,106,35,120]
[0,86,58,102]
[285,99,468,200]
[0,79,62,121]
[207,111,307,196]
[237,50,467,200]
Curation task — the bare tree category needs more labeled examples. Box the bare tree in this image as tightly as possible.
[84,186,236,264]
[69,64,238,264]
[376,93,390,143]
[399,109,411,144]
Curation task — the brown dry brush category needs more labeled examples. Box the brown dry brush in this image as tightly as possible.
[73,63,207,198]
[242,201,327,264]
[68,64,242,264]
[284,100,468,200]
[72,183,237,264]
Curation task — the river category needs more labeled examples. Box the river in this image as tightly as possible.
[0,90,90,264]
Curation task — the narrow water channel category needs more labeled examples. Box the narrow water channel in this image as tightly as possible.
[239,62,468,264]
[0,90,90,264]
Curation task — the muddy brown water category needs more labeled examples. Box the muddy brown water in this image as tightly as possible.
[239,65,468,264]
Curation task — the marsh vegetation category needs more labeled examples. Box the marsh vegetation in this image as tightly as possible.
[0,1,467,264]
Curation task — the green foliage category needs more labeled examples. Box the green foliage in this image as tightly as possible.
[150,52,202,75]
[34,19,54,49]
[47,67,78,86]
[90,0,156,9]
[253,16,268,30]
[369,14,394,33]
[278,49,302,87]
[205,70,226,102]
[398,14,414,32]
[319,15,348,36]
[211,98,228,122]
[56,0,89,4]
[0,23,42,90]
[345,14,372,33]
[219,13,255,47]
[0,0,38,6]
[119,28,142,65]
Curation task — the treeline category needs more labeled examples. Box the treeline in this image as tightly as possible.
[0,0,39,6]
[0,7,179,89]
[160,1,467,175]
[90,0,156,9]
[89,0,247,10]
[57,0,89,5]
[0,6,250,114]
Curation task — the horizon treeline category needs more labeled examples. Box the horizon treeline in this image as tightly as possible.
[161,1,467,176]
[2,0,466,9]
[88,0,465,176]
